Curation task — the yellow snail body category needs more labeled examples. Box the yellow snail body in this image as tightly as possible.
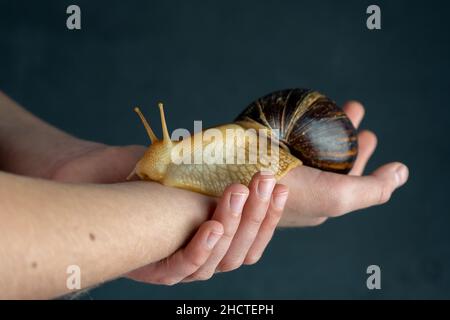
[128,89,358,197]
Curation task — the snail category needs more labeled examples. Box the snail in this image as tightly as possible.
[128,88,358,197]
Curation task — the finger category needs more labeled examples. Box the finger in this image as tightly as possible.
[183,184,249,282]
[128,220,223,285]
[349,130,378,176]
[314,162,409,217]
[342,101,365,129]
[244,184,288,265]
[218,172,276,272]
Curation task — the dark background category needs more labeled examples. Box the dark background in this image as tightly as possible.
[0,0,449,299]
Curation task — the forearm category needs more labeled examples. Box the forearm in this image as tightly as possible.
[0,91,97,178]
[0,172,212,299]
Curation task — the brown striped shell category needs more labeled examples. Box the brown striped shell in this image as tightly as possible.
[235,88,358,174]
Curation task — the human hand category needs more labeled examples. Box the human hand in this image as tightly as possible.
[52,144,290,283]
[55,150,289,283]
[279,101,409,227]
[52,101,408,229]
[50,102,408,239]
[50,142,146,183]
[127,172,288,285]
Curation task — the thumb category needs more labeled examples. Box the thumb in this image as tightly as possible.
[326,162,409,216]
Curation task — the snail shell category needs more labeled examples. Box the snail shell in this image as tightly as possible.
[236,88,358,174]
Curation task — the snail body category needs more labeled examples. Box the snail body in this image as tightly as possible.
[129,88,358,197]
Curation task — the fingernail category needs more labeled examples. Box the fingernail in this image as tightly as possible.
[230,192,247,215]
[206,231,222,249]
[257,178,276,199]
[395,165,409,187]
[273,192,289,210]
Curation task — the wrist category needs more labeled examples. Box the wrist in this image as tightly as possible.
[115,181,215,262]
[48,138,106,179]
[0,91,106,178]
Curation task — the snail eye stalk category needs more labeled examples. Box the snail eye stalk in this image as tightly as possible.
[134,107,158,144]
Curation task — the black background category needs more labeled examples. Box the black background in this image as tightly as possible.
[0,0,449,299]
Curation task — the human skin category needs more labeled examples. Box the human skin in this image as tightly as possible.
[0,92,288,299]
[0,92,408,298]
[0,170,287,299]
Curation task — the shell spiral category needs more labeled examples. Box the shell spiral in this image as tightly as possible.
[235,88,358,174]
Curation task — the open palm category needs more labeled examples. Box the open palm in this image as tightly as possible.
[48,100,408,285]
[52,101,408,228]
[279,101,408,226]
